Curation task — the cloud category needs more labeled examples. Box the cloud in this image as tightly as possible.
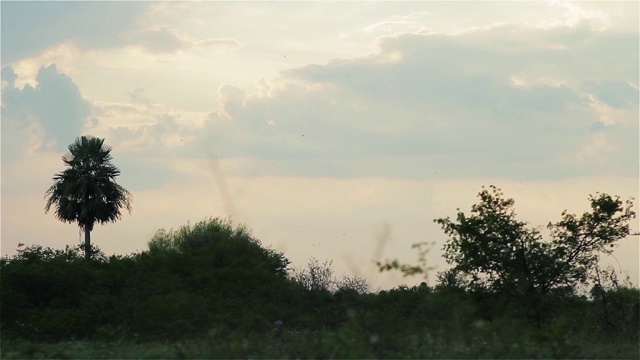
[192,20,637,181]
[2,4,635,190]
[194,38,242,52]
[583,80,639,109]
[1,65,196,190]
[84,99,206,190]
[1,66,18,87]
[1,64,91,152]
[123,27,189,53]
[89,102,199,153]
[538,1,608,30]
[127,88,152,107]
[1,2,239,64]
[0,2,152,64]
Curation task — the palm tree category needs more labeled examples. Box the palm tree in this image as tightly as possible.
[45,136,132,260]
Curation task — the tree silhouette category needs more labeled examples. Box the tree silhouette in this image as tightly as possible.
[436,185,635,298]
[45,136,132,260]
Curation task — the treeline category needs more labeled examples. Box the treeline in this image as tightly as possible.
[1,219,637,344]
[2,187,639,358]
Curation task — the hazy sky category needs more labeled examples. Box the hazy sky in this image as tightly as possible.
[2,1,638,290]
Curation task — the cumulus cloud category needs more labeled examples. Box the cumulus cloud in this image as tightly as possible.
[1,2,240,64]
[195,20,637,180]
[3,3,636,183]
[1,1,152,64]
[1,64,91,152]
[89,103,197,154]
[81,103,202,190]
[1,64,197,190]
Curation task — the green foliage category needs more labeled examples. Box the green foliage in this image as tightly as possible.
[148,217,289,276]
[289,257,337,292]
[335,273,370,294]
[1,244,109,340]
[8,283,636,359]
[596,287,640,341]
[437,186,552,297]
[436,186,635,300]
[289,257,370,295]
[150,217,247,251]
[3,196,639,358]
[3,327,638,360]
[376,241,437,279]
[434,268,472,293]
[44,135,132,260]
[589,265,640,342]
[1,217,295,341]
[547,193,636,287]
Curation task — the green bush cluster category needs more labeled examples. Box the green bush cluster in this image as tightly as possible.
[1,218,296,341]
[2,217,638,358]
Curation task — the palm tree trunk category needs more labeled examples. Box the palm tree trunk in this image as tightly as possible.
[84,229,91,260]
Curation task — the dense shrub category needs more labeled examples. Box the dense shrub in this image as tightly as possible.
[1,216,638,358]
[1,218,295,341]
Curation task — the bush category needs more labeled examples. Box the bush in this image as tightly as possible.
[1,218,295,341]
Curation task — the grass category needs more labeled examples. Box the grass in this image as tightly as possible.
[2,323,638,359]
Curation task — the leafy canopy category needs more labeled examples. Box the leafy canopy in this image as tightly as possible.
[435,185,635,297]
[45,135,132,232]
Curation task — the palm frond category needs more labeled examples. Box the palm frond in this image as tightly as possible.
[44,135,132,239]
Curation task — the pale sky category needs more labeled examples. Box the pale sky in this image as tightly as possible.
[1,1,638,290]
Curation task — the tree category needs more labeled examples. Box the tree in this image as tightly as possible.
[290,257,336,292]
[435,185,635,300]
[376,241,436,282]
[45,136,132,260]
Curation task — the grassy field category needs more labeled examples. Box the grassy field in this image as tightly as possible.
[2,325,638,359]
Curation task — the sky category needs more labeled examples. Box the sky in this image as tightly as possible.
[1,1,638,290]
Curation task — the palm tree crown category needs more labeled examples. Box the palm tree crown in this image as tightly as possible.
[45,136,132,259]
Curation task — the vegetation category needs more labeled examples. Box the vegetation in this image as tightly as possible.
[45,136,132,260]
[2,187,638,359]
[434,185,635,325]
